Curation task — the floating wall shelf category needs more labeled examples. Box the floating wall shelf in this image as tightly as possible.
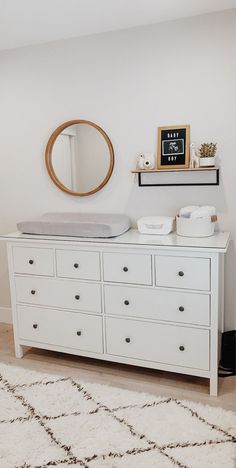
[132,167,219,187]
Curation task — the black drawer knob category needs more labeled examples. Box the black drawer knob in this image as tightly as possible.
[31,290,36,295]
[179,306,185,312]
[178,271,184,277]
[29,259,34,265]
[33,324,38,329]
[125,337,131,343]
[179,345,185,351]
[74,263,79,269]
[123,267,128,272]
[124,300,129,306]
[76,331,82,336]
[75,295,80,300]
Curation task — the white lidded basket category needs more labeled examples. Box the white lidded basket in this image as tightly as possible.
[176,215,217,238]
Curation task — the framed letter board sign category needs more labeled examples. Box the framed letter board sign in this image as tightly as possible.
[157,125,190,169]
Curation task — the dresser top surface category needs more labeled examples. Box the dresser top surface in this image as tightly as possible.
[1,229,230,252]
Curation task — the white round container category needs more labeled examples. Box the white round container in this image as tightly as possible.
[199,156,216,167]
[176,216,216,237]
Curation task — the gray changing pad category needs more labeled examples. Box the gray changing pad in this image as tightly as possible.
[17,213,131,238]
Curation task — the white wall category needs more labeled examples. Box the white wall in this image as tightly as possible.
[0,9,235,329]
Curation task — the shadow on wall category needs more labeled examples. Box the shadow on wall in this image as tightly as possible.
[125,172,228,224]
[125,175,235,331]
[224,240,236,330]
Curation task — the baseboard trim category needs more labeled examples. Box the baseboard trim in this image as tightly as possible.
[0,307,12,324]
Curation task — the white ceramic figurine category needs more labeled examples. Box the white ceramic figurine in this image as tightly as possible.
[137,152,155,170]
[190,143,200,168]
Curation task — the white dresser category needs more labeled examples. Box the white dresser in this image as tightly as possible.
[3,229,229,396]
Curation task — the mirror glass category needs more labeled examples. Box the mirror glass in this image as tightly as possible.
[46,121,114,196]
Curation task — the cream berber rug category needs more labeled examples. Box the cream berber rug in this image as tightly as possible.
[0,363,235,468]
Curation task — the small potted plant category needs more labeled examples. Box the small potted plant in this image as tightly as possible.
[199,142,217,167]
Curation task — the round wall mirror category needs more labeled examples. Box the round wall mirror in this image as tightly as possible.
[45,120,114,196]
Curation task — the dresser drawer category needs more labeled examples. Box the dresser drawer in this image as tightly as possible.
[15,277,101,313]
[56,249,100,281]
[155,256,210,291]
[103,252,152,285]
[106,317,209,370]
[12,247,54,276]
[104,285,210,326]
[18,305,103,353]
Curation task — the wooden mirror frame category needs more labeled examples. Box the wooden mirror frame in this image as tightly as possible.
[45,120,115,196]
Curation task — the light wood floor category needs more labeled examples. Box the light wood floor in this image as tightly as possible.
[0,323,235,411]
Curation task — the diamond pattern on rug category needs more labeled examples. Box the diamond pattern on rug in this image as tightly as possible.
[82,380,166,409]
[0,363,235,468]
[0,419,65,468]
[115,401,229,446]
[0,363,52,386]
[177,399,236,439]
[166,441,236,468]
[0,385,28,422]
[18,378,98,418]
[88,449,174,467]
[49,411,148,459]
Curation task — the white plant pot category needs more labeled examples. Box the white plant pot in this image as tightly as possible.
[199,156,216,167]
